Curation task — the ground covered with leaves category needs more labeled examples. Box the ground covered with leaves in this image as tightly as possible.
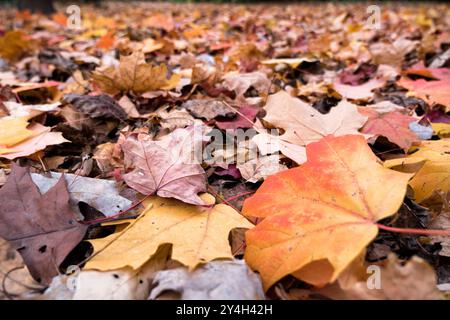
[0,2,449,300]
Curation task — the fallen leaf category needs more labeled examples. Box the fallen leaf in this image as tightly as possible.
[238,154,287,183]
[398,78,450,111]
[252,91,367,163]
[243,135,411,290]
[0,30,35,62]
[385,139,450,203]
[150,260,265,300]
[121,127,208,205]
[92,51,177,95]
[63,94,127,120]
[3,101,60,118]
[0,165,88,285]
[318,254,442,300]
[30,172,132,217]
[222,72,271,98]
[431,123,450,138]
[359,108,419,150]
[182,99,233,120]
[215,105,260,130]
[333,78,384,100]
[0,123,69,160]
[0,117,37,147]
[85,194,253,271]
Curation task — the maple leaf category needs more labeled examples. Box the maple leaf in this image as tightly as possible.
[317,254,442,300]
[0,31,35,62]
[182,99,233,121]
[85,194,253,271]
[398,78,450,111]
[222,72,271,98]
[333,78,384,100]
[252,91,367,164]
[0,121,69,160]
[92,51,178,95]
[0,165,87,285]
[63,94,127,120]
[385,139,450,203]
[242,135,411,290]
[0,117,36,147]
[121,127,209,205]
[215,105,260,130]
[358,108,419,150]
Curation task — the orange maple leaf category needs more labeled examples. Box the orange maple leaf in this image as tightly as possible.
[242,135,412,290]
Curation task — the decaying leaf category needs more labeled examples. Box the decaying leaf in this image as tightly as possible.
[30,172,132,217]
[243,135,411,290]
[182,99,234,120]
[63,94,127,120]
[150,260,265,300]
[0,165,88,285]
[317,254,442,300]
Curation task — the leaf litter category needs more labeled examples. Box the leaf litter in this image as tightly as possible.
[0,2,449,300]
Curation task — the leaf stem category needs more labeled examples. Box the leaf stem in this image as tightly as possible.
[80,194,150,225]
[377,224,450,237]
[225,191,255,203]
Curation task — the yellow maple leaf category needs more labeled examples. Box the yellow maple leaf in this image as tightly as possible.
[0,117,36,147]
[91,51,179,95]
[431,123,450,138]
[385,139,450,203]
[85,194,253,271]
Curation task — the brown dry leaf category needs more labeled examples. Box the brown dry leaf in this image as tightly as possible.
[118,95,140,118]
[0,30,35,62]
[369,39,418,67]
[222,72,271,98]
[318,254,442,300]
[0,165,88,285]
[85,194,254,271]
[182,99,234,121]
[156,108,203,130]
[0,238,43,299]
[92,51,178,95]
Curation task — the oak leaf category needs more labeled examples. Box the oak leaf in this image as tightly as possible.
[0,165,87,285]
[242,135,411,290]
[85,194,253,271]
